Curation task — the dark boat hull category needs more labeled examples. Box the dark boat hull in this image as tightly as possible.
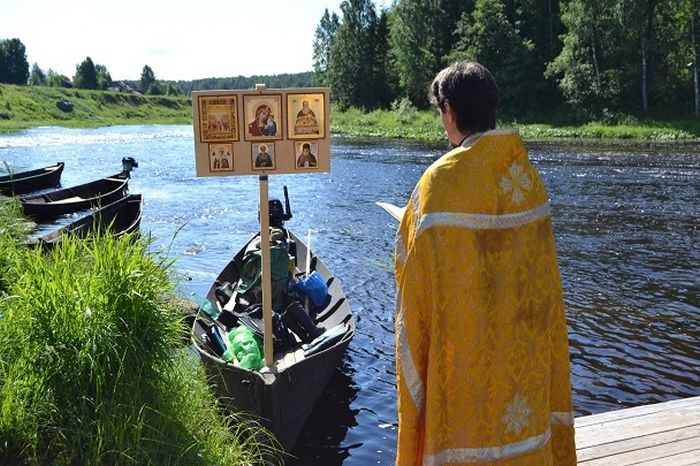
[191,230,355,451]
[28,194,142,248]
[0,162,64,195]
[21,174,129,220]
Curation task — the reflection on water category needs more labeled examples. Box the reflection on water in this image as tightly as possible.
[288,360,360,465]
[1,127,698,465]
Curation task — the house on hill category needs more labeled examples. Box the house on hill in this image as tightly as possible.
[107,81,141,93]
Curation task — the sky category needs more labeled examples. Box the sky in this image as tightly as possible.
[1,0,385,81]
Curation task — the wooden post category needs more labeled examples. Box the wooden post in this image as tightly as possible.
[255,82,274,369]
[258,175,273,368]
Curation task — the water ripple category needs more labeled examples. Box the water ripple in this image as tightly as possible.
[1,127,698,465]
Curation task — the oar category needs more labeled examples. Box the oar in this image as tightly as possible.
[306,228,311,276]
[305,228,311,313]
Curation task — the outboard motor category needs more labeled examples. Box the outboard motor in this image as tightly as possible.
[268,186,293,228]
[121,157,139,177]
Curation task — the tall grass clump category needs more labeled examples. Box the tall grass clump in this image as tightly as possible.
[0,195,28,293]
[0,231,280,465]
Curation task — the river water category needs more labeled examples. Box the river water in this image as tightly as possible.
[1,126,698,465]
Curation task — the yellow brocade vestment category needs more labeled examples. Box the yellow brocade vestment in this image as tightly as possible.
[394,129,576,465]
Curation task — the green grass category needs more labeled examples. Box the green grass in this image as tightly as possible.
[0,84,191,133]
[0,196,29,294]
[330,106,446,141]
[0,204,281,465]
[331,106,700,142]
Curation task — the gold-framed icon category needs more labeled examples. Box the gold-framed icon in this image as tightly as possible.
[294,141,319,170]
[208,143,234,172]
[198,95,238,142]
[287,93,324,139]
[244,94,283,141]
[251,142,276,171]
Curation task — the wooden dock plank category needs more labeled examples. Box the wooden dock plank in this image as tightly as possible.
[578,433,700,464]
[632,446,700,465]
[576,397,700,427]
[577,424,700,462]
[575,396,700,465]
[575,407,700,449]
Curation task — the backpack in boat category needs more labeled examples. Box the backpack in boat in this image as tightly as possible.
[233,303,296,353]
[235,231,291,312]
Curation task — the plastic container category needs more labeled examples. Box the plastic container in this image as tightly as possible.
[295,271,329,308]
[193,293,220,319]
[228,326,263,370]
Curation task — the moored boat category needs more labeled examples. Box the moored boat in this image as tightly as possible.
[27,194,143,248]
[190,191,355,451]
[0,162,64,195]
[21,158,137,221]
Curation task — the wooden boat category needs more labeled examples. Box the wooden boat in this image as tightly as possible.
[190,191,355,451]
[0,162,64,195]
[27,194,143,248]
[21,157,137,221]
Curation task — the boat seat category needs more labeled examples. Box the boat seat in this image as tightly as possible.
[273,346,306,372]
[52,196,83,204]
[314,297,345,325]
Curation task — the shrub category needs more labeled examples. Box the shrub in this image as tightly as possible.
[0,232,280,465]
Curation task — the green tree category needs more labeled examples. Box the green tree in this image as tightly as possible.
[140,65,156,93]
[166,83,181,95]
[0,38,30,84]
[448,0,537,115]
[328,0,379,109]
[617,0,663,113]
[692,3,700,115]
[148,81,164,95]
[46,69,72,88]
[546,0,626,116]
[74,56,98,89]
[95,64,112,90]
[29,63,46,86]
[313,8,340,86]
[373,9,397,108]
[501,0,564,106]
[644,0,697,115]
[389,0,468,106]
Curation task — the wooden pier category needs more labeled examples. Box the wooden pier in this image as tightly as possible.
[575,395,700,465]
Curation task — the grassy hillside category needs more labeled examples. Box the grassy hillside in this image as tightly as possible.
[0,84,191,133]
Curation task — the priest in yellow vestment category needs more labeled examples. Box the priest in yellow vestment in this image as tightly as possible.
[394,62,576,465]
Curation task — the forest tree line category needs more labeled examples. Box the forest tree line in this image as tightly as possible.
[314,0,700,119]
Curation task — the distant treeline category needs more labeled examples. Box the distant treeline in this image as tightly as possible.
[169,72,315,94]
[313,0,700,120]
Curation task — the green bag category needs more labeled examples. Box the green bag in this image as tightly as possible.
[236,229,291,311]
[224,326,263,370]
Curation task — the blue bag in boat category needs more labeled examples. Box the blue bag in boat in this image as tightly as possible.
[294,271,328,308]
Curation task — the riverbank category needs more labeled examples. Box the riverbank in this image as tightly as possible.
[2,84,699,141]
[0,196,280,465]
[0,83,191,133]
[331,106,700,142]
